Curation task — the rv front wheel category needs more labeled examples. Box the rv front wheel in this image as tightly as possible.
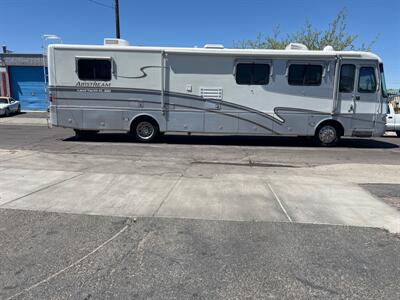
[315,124,339,147]
[132,119,159,142]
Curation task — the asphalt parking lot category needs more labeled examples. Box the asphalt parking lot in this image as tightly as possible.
[1,210,399,299]
[0,117,400,299]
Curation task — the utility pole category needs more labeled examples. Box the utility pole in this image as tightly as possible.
[115,0,120,38]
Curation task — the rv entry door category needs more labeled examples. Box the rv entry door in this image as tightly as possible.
[338,60,378,134]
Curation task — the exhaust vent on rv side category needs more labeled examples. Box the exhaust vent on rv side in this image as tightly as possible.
[104,38,130,46]
[203,44,224,49]
[285,43,308,51]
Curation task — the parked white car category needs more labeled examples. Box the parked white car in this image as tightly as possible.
[386,102,400,137]
[0,97,21,117]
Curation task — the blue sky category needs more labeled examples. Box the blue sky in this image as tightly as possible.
[1,0,399,88]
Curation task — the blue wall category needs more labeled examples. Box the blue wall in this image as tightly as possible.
[9,66,48,111]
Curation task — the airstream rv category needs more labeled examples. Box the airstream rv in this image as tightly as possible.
[47,39,388,146]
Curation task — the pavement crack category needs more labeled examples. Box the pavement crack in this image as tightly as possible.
[191,161,299,168]
[152,176,183,217]
[294,275,339,295]
[266,181,293,223]
[135,230,155,269]
[0,173,85,207]
[6,223,130,300]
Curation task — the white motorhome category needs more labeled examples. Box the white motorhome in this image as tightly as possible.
[47,39,388,146]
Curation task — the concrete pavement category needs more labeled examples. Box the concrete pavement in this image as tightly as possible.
[0,146,399,233]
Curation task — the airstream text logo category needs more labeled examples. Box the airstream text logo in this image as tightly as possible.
[75,81,111,93]
[75,82,111,88]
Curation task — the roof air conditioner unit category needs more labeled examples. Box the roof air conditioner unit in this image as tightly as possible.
[323,45,334,52]
[203,44,224,49]
[285,43,308,51]
[104,38,130,46]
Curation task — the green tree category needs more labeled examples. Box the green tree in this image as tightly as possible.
[235,9,378,51]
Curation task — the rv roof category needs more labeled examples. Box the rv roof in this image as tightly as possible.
[49,44,382,62]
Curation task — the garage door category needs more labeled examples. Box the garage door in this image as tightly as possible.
[9,66,48,111]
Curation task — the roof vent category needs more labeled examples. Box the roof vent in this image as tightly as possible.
[323,45,334,52]
[203,44,224,49]
[104,38,130,46]
[285,43,308,51]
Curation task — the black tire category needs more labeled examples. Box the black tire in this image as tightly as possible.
[396,131,400,137]
[131,118,159,142]
[314,124,340,147]
[4,108,10,117]
[74,129,99,138]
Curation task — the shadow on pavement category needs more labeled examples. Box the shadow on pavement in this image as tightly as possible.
[64,132,399,149]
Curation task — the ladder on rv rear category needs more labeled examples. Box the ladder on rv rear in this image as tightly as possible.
[41,34,62,99]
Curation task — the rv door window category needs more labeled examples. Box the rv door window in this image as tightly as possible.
[77,59,112,81]
[236,63,270,85]
[288,64,323,86]
[358,67,377,93]
[379,63,388,98]
[339,64,356,93]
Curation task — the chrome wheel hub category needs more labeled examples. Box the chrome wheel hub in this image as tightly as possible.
[319,125,336,144]
[136,121,154,139]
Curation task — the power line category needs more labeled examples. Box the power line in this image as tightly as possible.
[87,0,113,9]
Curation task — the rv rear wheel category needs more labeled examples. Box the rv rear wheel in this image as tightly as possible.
[132,119,159,142]
[315,124,339,147]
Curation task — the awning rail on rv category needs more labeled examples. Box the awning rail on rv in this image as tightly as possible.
[48,44,381,62]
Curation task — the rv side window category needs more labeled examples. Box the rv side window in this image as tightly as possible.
[339,64,356,93]
[77,59,112,81]
[288,64,322,86]
[236,63,270,85]
[358,67,377,93]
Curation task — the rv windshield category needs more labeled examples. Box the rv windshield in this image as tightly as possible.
[379,63,388,98]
